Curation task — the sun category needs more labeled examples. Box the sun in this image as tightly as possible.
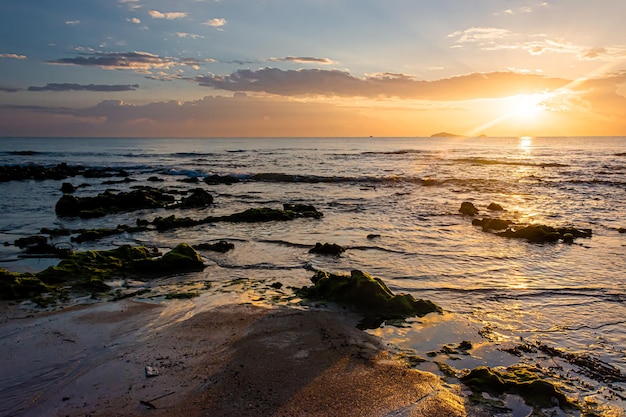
[507,93,547,121]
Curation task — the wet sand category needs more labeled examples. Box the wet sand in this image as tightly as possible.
[0,299,485,417]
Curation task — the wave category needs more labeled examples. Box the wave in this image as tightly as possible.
[453,157,569,168]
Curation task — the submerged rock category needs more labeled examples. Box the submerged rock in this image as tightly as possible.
[297,270,442,324]
[194,241,235,253]
[487,202,504,211]
[497,225,592,243]
[461,365,578,413]
[309,242,345,256]
[471,217,511,231]
[204,174,240,185]
[459,201,479,216]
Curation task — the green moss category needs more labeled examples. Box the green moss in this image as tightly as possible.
[0,268,51,300]
[165,291,200,299]
[1,244,204,301]
[461,366,579,412]
[297,269,442,321]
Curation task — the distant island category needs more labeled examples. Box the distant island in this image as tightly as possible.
[430,132,487,138]
[430,132,465,138]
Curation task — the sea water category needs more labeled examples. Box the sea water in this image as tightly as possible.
[0,136,624,414]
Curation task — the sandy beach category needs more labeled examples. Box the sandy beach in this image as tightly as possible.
[0,298,487,417]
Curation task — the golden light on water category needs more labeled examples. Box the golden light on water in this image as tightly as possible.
[519,136,533,150]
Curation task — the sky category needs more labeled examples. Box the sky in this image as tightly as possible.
[1,0,625,138]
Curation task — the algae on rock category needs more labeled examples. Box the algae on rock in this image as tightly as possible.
[0,244,205,300]
[461,365,579,413]
[297,269,442,324]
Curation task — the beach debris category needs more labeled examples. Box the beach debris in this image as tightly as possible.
[459,201,479,216]
[308,242,345,256]
[145,365,160,378]
[140,391,175,410]
[194,240,235,253]
[461,365,580,413]
[297,269,442,327]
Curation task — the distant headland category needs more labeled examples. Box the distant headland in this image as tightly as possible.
[430,132,487,138]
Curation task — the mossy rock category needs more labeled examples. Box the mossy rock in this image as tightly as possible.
[152,243,205,272]
[461,366,579,411]
[298,270,442,320]
[0,268,51,299]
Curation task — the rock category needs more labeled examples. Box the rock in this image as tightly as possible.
[487,202,504,211]
[223,207,299,222]
[461,366,578,412]
[283,203,323,218]
[61,182,76,194]
[55,188,176,218]
[297,270,442,325]
[459,201,479,216]
[179,188,214,208]
[194,240,234,253]
[618,228,626,234]
[497,225,592,243]
[0,163,84,182]
[147,176,164,182]
[145,366,159,378]
[204,174,240,185]
[0,268,50,300]
[309,242,345,256]
[471,217,511,231]
[367,234,381,239]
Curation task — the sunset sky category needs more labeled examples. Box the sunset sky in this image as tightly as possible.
[1,0,625,137]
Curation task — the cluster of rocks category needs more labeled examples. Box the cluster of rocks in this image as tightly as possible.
[459,201,592,243]
[0,163,128,182]
[55,187,214,218]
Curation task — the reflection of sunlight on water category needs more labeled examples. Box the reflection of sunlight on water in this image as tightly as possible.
[519,136,532,152]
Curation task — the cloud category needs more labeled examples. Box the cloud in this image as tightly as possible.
[127,17,141,24]
[2,72,626,137]
[176,32,204,39]
[0,53,27,60]
[448,27,626,61]
[203,18,227,27]
[0,86,21,93]
[148,10,188,20]
[119,0,142,10]
[46,51,195,72]
[65,20,80,25]
[195,68,572,100]
[269,56,336,65]
[27,83,140,92]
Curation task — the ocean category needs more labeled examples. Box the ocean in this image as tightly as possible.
[0,136,624,415]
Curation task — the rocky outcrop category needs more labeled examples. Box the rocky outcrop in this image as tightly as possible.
[297,270,442,326]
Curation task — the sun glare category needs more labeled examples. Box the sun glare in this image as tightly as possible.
[508,94,546,121]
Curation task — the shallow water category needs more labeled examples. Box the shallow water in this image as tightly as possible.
[0,136,624,415]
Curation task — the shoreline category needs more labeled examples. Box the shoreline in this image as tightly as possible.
[0,298,485,417]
